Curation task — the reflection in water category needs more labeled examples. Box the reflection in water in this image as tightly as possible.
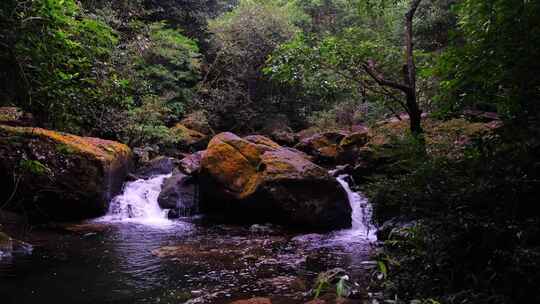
[0,175,377,304]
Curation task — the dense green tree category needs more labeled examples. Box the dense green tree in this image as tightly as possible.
[0,0,128,133]
[268,0,428,134]
[437,0,540,121]
[195,0,307,131]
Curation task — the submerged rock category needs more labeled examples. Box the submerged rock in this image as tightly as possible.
[200,132,351,231]
[229,298,272,304]
[0,125,132,221]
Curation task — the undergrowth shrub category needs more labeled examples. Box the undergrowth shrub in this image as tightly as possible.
[367,125,540,303]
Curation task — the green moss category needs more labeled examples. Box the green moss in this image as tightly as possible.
[19,159,50,176]
[56,143,76,155]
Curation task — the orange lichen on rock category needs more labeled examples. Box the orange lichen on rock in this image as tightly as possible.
[0,125,132,221]
[1,125,131,163]
[171,123,208,146]
[200,132,351,230]
[201,132,263,198]
[261,148,328,180]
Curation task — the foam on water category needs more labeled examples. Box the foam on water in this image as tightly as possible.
[335,174,377,242]
[294,174,377,249]
[95,173,173,228]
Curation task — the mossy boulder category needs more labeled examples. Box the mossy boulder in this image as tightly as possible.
[337,129,370,163]
[295,131,348,165]
[158,170,198,217]
[179,111,213,135]
[0,125,132,221]
[200,132,351,231]
[171,123,209,152]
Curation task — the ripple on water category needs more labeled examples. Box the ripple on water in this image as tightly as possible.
[0,175,377,303]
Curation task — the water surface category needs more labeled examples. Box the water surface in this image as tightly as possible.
[0,174,376,303]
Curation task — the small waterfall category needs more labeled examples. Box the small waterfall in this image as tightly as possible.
[96,173,172,227]
[336,175,377,241]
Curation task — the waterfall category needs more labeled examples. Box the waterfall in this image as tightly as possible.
[96,173,172,227]
[336,175,377,241]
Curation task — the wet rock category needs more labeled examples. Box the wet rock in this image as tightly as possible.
[329,165,352,177]
[377,218,417,241]
[167,209,180,219]
[0,125,132,221]
[178,151,204,175]
[229,298,272,304]
[152,244,243,268]
[158,171,198,216]
[200,132,351,231]
[59,223,110,234]
[133,146,160,164]
[135,156,177,179]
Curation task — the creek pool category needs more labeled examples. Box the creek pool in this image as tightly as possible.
[0,174,376,304]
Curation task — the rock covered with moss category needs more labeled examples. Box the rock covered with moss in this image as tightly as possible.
[294,130,370,165]
[170,123,209,152]
[199,132,351,231]
[0,125,132,221]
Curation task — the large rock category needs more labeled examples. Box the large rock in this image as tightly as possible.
[179,111,213,135]
[134,156,177,179]
[0,125,132,221]
[171,123,209,152]
[337,129,370,163]
[158,170,198,216]
[295,131,348,165]
[200,132,351,231]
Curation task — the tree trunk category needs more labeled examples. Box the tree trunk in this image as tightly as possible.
[407,90,422,135]
[404,0,423,135]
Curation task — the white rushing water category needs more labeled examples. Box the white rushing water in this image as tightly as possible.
[292,174,377,249]
[335,174,377,242]
[96,173,173,227]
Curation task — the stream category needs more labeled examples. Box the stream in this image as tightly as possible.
[0,174,376,304]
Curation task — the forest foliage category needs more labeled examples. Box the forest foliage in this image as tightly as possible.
[1,1,540,303]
